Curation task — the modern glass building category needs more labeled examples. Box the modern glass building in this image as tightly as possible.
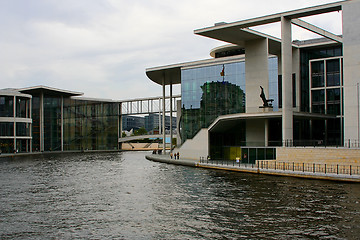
[0,86,120,153]
[146,0,359,161]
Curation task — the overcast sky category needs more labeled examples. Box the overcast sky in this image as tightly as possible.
[0,0,342,100]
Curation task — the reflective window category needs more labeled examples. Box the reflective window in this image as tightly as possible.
[0,96,14,117]
[181,57,278,142]
[63,99,118,151]
[310,57,343,116]
[311,90,325,114]
[16,122,30,136]
[0,122,14,136]
[327,88,341,115]
[44,97,62,151]
[0,139,14,153]
[32,97,40,151]
[326,59,340,87]
[311,61,324,88]
[16,97,31,118]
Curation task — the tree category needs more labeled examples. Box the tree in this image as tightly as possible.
[134,127,147,136]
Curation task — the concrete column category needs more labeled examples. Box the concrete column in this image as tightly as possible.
[170,82,173,153]
[343,0,360,144]
[245,38,269,113]
[158,98,161,134]
[281,16,293,146]
[162,80,166,154]
[119,102,122,150]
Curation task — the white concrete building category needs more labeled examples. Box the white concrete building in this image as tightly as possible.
[146,0,360,162]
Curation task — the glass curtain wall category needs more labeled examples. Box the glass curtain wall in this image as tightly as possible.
[1,94,32,153]
[44,97,62,151]
[309,57,343,145]
[32,96,40,151]
[0,96,14,117]
[63,99,118,151]
[181,57,278,145]
[181,61,246,143]
[297,46,343,146]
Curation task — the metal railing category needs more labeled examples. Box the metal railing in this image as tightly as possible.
[199,158,360,176]
[282,139,360,148]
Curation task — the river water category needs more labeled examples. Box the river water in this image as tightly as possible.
[0,151,359,239]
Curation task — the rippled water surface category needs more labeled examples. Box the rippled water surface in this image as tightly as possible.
[1,152,360,239]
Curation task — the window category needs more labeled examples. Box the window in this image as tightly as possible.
[310,57,343,115]
[311,61,324,88]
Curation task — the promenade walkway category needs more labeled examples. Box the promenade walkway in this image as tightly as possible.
[145,154,360,183]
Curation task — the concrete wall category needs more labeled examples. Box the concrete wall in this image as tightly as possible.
[276,147,360,165]
[121,143,159,150]
[246,119,265,146]
[176,128,208,160]
[343,0,360,143]
[245,38,269,113]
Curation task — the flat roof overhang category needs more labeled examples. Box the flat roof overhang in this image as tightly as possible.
[146,64,182,86]
[194,1,343,46]
[209,111,337,132]
[19,85,83,97]
[0,89,32,98]
[146,55,246,86]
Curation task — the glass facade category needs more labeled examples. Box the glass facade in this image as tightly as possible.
[300,46,342,112]
[0,93,32,153]
[181,57,278,143]
[44,97,62,151]
[181,62,245,142]
[32,96,41,151]
[310,57,343,116]
[29,93,119,152]
[0,96,14,117]
[63,99,118,151]
[297,45,343,146]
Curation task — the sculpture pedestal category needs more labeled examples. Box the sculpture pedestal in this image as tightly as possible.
[259,106,273,112]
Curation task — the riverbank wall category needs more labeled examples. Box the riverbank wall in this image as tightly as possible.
[146,154,360,183]
[0,149,122,160]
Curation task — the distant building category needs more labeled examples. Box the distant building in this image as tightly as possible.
[0,86,119,153]
[122,115,145,131]
[145,113,176,133]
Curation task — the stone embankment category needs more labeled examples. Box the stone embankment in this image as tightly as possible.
[146,153,360,183]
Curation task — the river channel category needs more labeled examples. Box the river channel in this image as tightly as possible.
[0,151,359,239]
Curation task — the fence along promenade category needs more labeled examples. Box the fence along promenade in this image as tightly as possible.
[198,159,360,182]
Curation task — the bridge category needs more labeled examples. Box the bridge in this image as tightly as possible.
[118,94,180,151]
[119,134,172,143]
[119,95,181,115]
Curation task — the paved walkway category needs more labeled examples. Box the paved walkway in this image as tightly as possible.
[146,154,360,183]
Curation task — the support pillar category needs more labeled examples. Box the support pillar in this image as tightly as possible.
[119,102,122,150]
[281,16,293,146]
[170,82,173,153]
[162,80,166,154]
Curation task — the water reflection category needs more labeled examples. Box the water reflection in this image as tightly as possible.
[0,152,359,239]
